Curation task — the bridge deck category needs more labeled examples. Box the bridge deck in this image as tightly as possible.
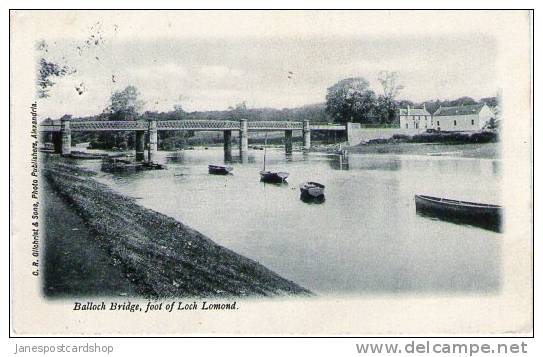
[39,120,346,132]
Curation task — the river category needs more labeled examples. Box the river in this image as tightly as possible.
[80,145,502,295]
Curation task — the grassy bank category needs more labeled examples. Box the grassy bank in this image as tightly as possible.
[43,157,311,298]
[346,142,500,159]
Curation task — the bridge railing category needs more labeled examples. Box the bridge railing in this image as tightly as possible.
[157,120,240,130]
[248,121,303,130]
[70,121,149,131]
[39,119,347,132]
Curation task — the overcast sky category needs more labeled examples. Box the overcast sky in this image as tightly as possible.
[36,14,498,118]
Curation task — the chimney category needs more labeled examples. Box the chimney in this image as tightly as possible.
[423,103,426,111]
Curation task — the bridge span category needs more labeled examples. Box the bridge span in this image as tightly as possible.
[40,118,346,161]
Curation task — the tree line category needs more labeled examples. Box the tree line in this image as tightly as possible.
[66,77,497,149]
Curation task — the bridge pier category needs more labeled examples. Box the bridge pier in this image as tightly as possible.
[148,120,157,162]
[284,130,293,153]
[52,132,62,153]
[239,119,248,157]
[223,130,232,160]
[135,131,145,161]
[60,118,71,156]
[303,120,311,150]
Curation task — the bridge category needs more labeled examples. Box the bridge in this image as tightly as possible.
[40,118,346,161]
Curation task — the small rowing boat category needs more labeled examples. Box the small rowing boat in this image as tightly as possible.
[299,181,325,198]
[208,164,233,175]
[415,194,502,232]
[260,171,289,183]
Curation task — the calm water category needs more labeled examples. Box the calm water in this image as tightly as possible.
[81,147,502,295]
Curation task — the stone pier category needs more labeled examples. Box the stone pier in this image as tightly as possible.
[303,120,311,150]
[52,132,62,154]
[284,130,293,153]
[60,118,71,156]
[239,119,248,157]
[223,130,232,159]
[148,120,157,162]
[135,131,145,161]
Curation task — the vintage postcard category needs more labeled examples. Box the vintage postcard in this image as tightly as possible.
[10,10,533,336]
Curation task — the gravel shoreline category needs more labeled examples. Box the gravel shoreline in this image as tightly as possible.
[43,157,312,298]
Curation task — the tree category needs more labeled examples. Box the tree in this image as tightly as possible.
[449,96,477,107]
[37,58,73,98]
[376,71,404,124]
[105,86,144,121]
[325,77,377,123]
[377,71,404,100]
[375,95,397,125]
[94,86,144,149]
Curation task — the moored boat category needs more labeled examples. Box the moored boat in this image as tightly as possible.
[259,133,288,183]
[208,164,233,175]
[299,181,325,198]
[415,194,502,232]
[260,170,289,183]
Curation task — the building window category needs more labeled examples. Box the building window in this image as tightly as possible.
[471,119,474,125]
[454,120,457,126]
[437,121,440,126]
[405,123,408,129]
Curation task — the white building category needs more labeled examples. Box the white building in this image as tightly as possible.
[432,103,495,131]
[398,105,432,130]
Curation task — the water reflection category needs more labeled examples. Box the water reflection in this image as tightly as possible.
[416,210,502,233]
[300,192,325,204]
[328,154,402,171]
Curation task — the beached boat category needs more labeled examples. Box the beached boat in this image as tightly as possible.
[208,164,233,175]
[415,194,502,231]
[102,157,166,172]
[299,181,325,198]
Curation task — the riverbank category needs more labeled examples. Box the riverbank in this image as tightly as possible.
[43,177,140,297]
[311,142,500,159]
[42,156,312,298]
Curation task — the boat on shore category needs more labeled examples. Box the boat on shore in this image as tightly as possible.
[102,157,166,172]
[208,164,233,175]
[415,194,502,232]
[299,181,325,198]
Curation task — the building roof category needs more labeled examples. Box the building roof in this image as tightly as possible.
[433,104,486,116]
[398,107,431,116]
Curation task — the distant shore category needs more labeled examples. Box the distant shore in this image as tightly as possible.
[310,141,500,160]
[42,157,312,298]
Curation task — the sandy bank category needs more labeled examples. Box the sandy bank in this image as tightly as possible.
[42,157,311,298]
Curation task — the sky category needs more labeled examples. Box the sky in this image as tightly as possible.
[35,13,499,119]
